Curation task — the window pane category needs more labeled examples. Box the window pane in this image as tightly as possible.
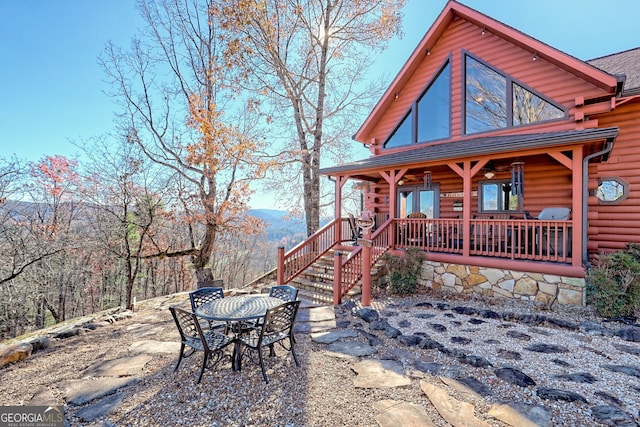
[481,183,499,211]
[465,56,507,133]
[385,114,412,148]
[398,190,413,217]
[597,179,625,202]
[513,83,564,125]
[417,63,450,142]
[419,190,435,218]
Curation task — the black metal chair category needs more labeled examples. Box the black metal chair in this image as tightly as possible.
[189,287,226,331]
[268,285,299,302]
[237,300,301,383]
[169,306,233,384]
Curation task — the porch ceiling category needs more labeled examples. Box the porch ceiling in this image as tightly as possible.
[321,127,618,179]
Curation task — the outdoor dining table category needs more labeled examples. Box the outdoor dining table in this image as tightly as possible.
[194,294,284,370]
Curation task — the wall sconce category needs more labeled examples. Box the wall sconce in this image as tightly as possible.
[423,171,432,190]
[426,48,431,56]
[394,92,399,100]
[481,26,486,35]
[532,52,538,61]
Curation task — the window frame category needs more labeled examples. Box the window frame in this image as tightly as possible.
[478,179,522,214]
[596,177,629,205]
[463,51,567,135]
[383,57,452,149]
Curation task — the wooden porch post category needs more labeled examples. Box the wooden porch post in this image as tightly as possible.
[571,146,583,268]
[462,160,472,258]
[276,246,285,285]
[360,225,373,307]
[333,251,342,305]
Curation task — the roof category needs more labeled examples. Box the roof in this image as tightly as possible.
[321,127,619,176]
[588,47,640,95]
[354,0,619,144]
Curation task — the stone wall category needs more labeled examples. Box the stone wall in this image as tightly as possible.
[417,260,586,306]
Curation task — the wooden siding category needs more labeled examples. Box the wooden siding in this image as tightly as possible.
[366,18,612,151]
[589,101,640,252]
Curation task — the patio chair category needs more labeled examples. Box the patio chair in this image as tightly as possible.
[189,287,226,331]
[169,306,233,384]
[347,213,362,245]
[269,285,299,302]
[237,300,301,383]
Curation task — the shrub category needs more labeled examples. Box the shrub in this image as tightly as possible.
[380,248,424,295]
[586,243,640,319]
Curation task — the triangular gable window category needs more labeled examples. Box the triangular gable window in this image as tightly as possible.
[385,60,451,149]
[465,55,565,134]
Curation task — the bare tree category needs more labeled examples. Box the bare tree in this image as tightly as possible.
[101,0,269,286]
[216,0,405,234]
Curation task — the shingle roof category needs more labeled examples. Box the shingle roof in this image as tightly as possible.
[320,127,618,176]
[588,47,640,95]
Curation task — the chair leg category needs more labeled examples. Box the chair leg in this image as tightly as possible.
[175,343,186,372]
[197,350,209,384]
[258,347,269,383]
[290,337,300,367]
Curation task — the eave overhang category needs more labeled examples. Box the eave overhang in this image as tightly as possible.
[322,127,619,178]
[354,0,619,144]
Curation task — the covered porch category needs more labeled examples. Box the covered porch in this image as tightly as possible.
[278,128,618,304]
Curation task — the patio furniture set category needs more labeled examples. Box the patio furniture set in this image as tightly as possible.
[169,285,300,384]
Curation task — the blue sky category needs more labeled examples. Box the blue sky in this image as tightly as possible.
[1,0,638,207]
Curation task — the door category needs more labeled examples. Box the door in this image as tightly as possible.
[397,185,439,218]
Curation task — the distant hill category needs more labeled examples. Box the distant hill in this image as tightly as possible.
[249,209,307,248]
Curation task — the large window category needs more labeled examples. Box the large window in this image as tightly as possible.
[479,180,520,213]
[417,63,450,142]
[465,55,565,134]
[385,61,451,148]
[398,185,439,218]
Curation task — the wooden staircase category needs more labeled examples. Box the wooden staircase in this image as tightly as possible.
[290,248,388,305]
[290,249,361,304]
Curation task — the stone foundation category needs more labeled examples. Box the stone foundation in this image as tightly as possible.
[416,260,586,306]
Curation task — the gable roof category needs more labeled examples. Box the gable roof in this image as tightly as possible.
[321,127,618,178]
[588,47,640,96]
[354,0,619,144]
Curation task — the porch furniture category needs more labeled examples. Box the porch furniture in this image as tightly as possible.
[237,300,301,383]
[189,287,226,331]
[269,285,299,302]
[347,213,361,244]
[537,207,571,220]
[194,295,284,370]
[169,306,233,384]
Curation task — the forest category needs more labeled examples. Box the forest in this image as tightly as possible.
[0,0,404,339]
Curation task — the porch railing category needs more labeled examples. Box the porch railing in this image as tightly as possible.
[394,217,572,262]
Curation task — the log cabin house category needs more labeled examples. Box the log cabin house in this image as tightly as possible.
[277,0,640,306]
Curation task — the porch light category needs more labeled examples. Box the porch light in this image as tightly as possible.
[423,171,432,190]
[426,48,431,56]
[532,52,538,61]
[484,160,496,179]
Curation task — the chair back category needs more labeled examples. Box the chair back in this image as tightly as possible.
[260,300,300,343]
[538,207,571,220]
[190,287,224,312]
[268,285,299,302]
[170,306,204,349]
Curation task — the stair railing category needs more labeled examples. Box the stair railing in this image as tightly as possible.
[334,218,393,302]
[277,218,350,285]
